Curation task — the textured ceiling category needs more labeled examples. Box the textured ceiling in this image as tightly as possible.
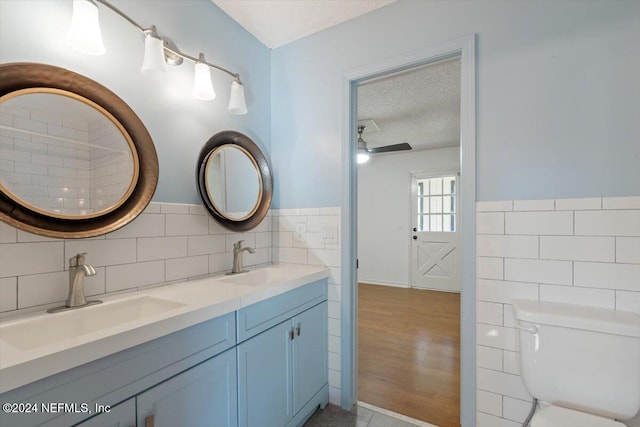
[211,0,397,48]
[357,58,461,153]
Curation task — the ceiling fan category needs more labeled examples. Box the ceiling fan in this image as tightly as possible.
[357,124,412,163]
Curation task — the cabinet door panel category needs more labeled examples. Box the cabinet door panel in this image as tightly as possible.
[137,348,237,427]
[292,302,328,414]
[74,398,135,427]
[238,322,293,427]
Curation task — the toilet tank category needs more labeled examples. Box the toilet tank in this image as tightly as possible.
[512,299,640,420]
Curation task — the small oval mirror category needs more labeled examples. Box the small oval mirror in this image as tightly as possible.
[197,131,272,232]
[204,144,261,221]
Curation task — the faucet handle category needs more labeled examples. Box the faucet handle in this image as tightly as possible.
[69,252,88,267]
[234,240,244,249]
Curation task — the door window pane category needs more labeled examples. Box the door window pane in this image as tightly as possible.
[416,175,457,232]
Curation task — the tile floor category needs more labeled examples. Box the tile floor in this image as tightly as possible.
[304,404,424,427]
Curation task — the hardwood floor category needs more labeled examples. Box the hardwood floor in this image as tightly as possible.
[357,283,460,427]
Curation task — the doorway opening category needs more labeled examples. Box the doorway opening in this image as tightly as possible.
[355,58,462,427]
[340,34,476,427]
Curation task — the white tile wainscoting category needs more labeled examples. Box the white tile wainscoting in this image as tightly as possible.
[0,203,343,404]
[476,196,640,427]
[271,207,342,405]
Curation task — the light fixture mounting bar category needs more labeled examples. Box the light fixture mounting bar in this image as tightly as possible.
[93,0,240,81]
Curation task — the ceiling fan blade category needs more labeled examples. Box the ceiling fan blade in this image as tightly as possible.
[367,143,412,154]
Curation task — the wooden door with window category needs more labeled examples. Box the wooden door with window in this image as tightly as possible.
[410,173,461,292]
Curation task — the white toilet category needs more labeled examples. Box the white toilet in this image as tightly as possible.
[512,299,640,427]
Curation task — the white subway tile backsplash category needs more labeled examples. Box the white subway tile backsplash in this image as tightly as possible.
[617,237,640,264]
[575,210,640,236]
[106,260,165,293]
[615,291,640,315]
[477,345,503,371]
[0,222,16,243]
[328,300,341,320]
[255,232,272,249]
[166,213,209,236]
[328,335,341,354]
[166,255,209,282]
[554,198,601,210]
[0,242,63,277]
[540,236,614,262]
[505,258,572,286]
[308,248,341,268]
[477,390,502,417]
[477,235,538,259]
[328,351,341,372]
[273,231,294,248]
[477,212,505,234]
[477,367,531,401]
[539,284,615,309]
[477,412,520,427]
[275,247,307,264]
[513,199,554,211]
[106,214,165,239]
[209,252,233,274]
[477,323,517,351]
[505,211,573,235]
[602,196,640,210]
[502,397,533,423]
[477,201,513,212]
[476,196,640,426]
[0,277,17,312]
[65,239,137,268]
[159,203,189,214]
[502,350,520,375]
[18,268,105,309]
[574,262,640,291]
[137,236,188,261]
[477,279,538,304]
[477,301,504,325]
[477,257,504,280]
[188,235,226,256]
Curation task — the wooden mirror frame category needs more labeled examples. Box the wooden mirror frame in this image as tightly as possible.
[0,63,158,238]
[197,131,272,232]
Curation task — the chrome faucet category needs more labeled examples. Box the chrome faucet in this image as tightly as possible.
[228,240,255,275]
[48,253,102,313]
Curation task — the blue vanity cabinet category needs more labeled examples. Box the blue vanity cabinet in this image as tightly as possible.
[292,302,328,415]
[237,320,294,427]
[136,347,237,427]
[236,279,329,427]
[74,399,135,427]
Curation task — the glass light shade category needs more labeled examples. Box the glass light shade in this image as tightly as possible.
[140,33,167,81]
[66,0,105,55]
[357,149,370,164]
[228,81,248,115]
[192,62,216,100]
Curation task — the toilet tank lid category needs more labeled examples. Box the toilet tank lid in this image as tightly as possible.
[512,299,640,337]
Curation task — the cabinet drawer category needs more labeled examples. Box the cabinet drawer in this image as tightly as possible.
[237,280,327,342]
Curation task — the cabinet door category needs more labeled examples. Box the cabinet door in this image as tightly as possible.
[237,321,293,427]
[292,302,328,414]
[74,398,135,427]
[137,348,237,427]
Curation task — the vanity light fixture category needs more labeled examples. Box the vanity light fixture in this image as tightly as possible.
[66,0,105,55]
[66,0,247,114]
[192,53,216,101]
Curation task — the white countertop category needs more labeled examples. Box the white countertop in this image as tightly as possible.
[0,263,330,394]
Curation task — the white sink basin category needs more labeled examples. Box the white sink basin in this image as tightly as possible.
[0,296,185,351]
[221,268,291,286]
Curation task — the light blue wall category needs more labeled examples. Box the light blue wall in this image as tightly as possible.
[0,0,270,204]
[271,0,640,207]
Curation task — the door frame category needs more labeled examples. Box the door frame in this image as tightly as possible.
[409,169,461,292]
[340,34,476,426]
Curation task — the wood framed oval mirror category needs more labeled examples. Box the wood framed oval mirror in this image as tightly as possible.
[0,63,158,238]
[197,131,272,232]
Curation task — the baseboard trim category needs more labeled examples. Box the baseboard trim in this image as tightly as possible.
[357,401,439,427]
